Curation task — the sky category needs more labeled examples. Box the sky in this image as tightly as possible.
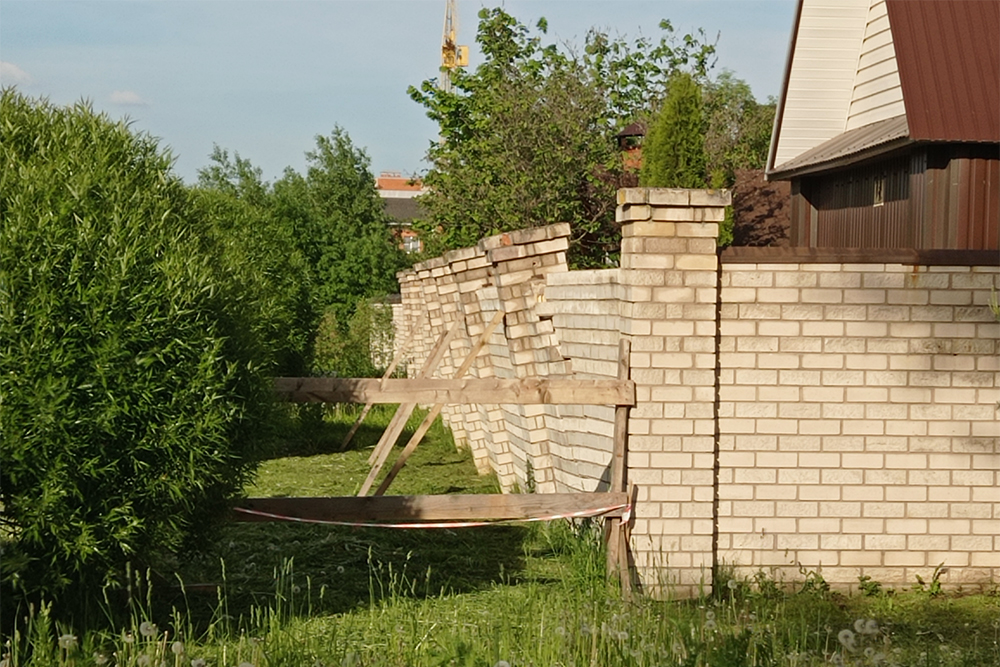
[1,0,797,185]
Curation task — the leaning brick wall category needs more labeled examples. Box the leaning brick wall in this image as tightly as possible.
[717,262,1000,589]
[537,269,623,492]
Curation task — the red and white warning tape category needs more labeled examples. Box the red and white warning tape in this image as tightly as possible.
[233,502,631,529]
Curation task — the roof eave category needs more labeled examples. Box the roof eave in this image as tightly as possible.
[766,136,915,181]
[765,0,805,176]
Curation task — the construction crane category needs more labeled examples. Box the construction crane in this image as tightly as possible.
[440,0,469,93]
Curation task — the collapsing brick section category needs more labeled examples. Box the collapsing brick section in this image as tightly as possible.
[395,188,1000,596]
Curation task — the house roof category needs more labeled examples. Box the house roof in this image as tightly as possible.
[888,0,1000,142]
[767,0,1000,179]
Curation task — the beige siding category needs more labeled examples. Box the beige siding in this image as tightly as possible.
[846,0,905,130]
[773,0,870,169]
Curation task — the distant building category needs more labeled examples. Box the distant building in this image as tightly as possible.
[767,0,999,250]
[377,171,428,253]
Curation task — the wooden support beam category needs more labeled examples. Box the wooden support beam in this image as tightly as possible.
[605,339,632,597]
[340,312,425,451]
[373,310,506,496]
[365,320,460,466]
[276,377,636,407]
[235,492,629,523]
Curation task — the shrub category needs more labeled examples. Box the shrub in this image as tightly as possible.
[0,91,274,613]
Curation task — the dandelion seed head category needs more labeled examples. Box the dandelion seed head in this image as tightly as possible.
[137,655,151,667]
[854,618,866,633]
[865,647,875,658]
[171,642,185,656]
[58,634,78,650]
[336,565,345,574]
[123,633,135,644]
[238,662,255,667]
[0,656,9,667]
[838,629,857,652]
[139,621,157,638]
[616,630,629,641]
[190,659,207,667]
[292,585,301,594]
[494,661,511,667]
[93,654,109,666]
[704,620,717,631]
[727,579,738,590]
[555,626,566,637]
[705,610,716,621]
[864,619,879,635]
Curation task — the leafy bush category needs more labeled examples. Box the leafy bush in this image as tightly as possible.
[0,91,275,612]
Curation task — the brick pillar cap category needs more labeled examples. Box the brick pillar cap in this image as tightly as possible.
[617,187,731,207]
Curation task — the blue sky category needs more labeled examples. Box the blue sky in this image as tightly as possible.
[1,0,796,184]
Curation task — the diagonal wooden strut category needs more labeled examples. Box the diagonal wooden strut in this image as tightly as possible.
[359,319,462,494]
[340,311,425,451]
[373,309,506,496]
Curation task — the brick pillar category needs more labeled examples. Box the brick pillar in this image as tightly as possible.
[618,187,730,597]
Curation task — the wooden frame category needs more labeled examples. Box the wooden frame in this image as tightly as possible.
[237,337,636,595]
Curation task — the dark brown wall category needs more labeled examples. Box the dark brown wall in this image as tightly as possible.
[790,146,999,250]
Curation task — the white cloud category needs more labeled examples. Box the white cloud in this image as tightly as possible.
[110,90,149,106]
[0,62,32,85]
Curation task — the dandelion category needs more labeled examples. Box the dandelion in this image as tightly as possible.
[863,619,879,635]
[238,662,255,667]
[139,621,158,638]
[555,626,566,637]
[705,610,716,621]
[123,633,135,644]
[580,622,591,636]
[171,642,185,656]
[292,585,301,594]
[336,566,345,574]
[705,620,717,631]
[0,654,10,667]
[494,661,511,667]
[727,579,738,590]
[616,630,629,641]
[137,656,151,667]
[94,654,109,666]
[58,634,78,650]
[190,659,207,667]
[854,618,866,633]
[838,629,857,653]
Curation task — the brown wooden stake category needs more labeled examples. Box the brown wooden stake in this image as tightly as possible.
[606,338,631,596]
[365,319,460,467]
[373,310,506,496]
[340,311,425,451]
[360,319,462,494]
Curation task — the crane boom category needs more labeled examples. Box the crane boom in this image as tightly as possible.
[440,0,468,92]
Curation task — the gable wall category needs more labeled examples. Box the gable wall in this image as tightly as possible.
[772,0,869,169]
[845,0,906,130]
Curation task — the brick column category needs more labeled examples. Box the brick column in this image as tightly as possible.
[618,187,730,597]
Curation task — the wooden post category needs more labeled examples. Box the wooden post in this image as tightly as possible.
[365,320,460,468]
[340,311,425,451]
[373,310,505,496]
[606,338,631,597]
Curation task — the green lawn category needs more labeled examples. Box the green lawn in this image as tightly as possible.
[6,405,999,666]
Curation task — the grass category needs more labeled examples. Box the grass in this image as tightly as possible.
[3,404,999,666]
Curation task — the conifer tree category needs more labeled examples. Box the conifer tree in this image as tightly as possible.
[640,72,708,188]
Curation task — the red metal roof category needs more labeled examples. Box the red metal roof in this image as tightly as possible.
[887,0,1000,143]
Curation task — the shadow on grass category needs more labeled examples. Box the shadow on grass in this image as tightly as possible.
[166,521,530,627]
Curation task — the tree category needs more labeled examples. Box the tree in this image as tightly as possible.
[640,72,709,188]
[198,131,407,372]
[703,71,776,187]
[0,91,275,612]
[409,8,716,266]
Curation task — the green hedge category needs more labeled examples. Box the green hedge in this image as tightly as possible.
[0,91,274,609]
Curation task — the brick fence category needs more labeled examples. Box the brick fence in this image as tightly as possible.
[394,188,1000,596]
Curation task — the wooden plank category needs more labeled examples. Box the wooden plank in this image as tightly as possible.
[373,310,506,496]
[340,311,425,451]
[275,377,636,407]
[235,492,629,523]
[606,339,632,595]
[366,320,461,466]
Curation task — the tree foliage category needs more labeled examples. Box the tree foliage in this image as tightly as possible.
[409,7,716,266]
[704,71,776,187]
[199,129,405,373]
[640,72,709,188]
[0,91,276,609]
